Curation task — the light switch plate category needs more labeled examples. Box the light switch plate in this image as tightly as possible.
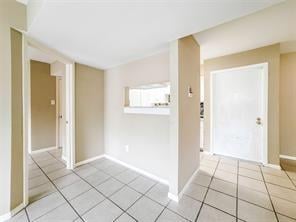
[51,100,55,105]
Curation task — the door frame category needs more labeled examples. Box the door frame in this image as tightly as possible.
[23,36,76,205]
[209,63,268,164]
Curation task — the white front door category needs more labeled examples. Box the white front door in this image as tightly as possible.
[211,64,267,163]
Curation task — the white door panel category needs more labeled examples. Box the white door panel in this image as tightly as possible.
[211,65,266,162]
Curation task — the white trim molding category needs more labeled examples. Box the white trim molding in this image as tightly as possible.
[75,155,105,167]
[168,168,199,202]
[30,146,57,154]
[0,203,25,222]
[201,150,213,156]
[280,155,296,161]
[168,193,179,202]
[264,163,281,170]
[123,107,170,115]
[104,155,169,185]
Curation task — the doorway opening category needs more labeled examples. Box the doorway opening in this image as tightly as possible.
[23,37,75,205]
[210,63,268,163]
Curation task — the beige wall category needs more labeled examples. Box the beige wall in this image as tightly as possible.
[105,52,170,181]
[0,0,26,215]
[169,36,200,195]
[204,44,280,165]
[31,60,57,150]
[10,29,24,211]
[280,52,296,157]
[75,63,104,163]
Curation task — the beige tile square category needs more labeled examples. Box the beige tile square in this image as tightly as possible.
[220,158,238,166]
[192,172,212,187]
[128,176,156,194]
[199,166,215,176]
[238,200,277,222]
[277,214,296,222]
[239,167,263,181]
[203,154,220,162]
[146,183,170,206]
[201,159,218,168]
[96,178,124,197]
[238,185,272,210]
[35,203,78,222]
[204,189,236,216]
[184,183,207,202]
[110,186,141,210]
[217,163,237,174]
[267,183,296,203]
[287,171,296,180]
[127,196,164,222]
[238,175,267,193]
[264,174,295,189]
[214,170,237,184]
[272,196,296,219]
[261,167,288,178]
[239,161,261,172]
[167,195,202,221]
[197,204,236,222]
[157,209,187,222]
[70,189,105,215]
[83,199,123,222]
[210,178,237,197]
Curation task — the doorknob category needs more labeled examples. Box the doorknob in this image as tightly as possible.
[256,117,262,125]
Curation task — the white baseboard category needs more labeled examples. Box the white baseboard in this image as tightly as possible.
[75,155,104,167]
[168,168,199,202]
[30,146,57,154]
[264,163,281,170]
[0,203,25,222]
[168,192,179,202]
[202,150,213,155]
[104,154,168,185]
[280,155,296,161]
[62,155,67,162]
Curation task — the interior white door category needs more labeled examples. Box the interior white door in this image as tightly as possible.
[211,65,266,162]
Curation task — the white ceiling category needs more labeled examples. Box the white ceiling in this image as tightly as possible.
[28,46,56,64]
[27,0,284,69]
[194,0,296,61]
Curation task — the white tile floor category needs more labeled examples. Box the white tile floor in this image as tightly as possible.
[6,149,296,222]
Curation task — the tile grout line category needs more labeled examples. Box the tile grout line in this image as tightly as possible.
[24,207,30,222]
[194,157,221,222]
[31,151,296,222]
[259,165,279,222]
[280,163,296,189]
[46,151,144,221]
[47,151,181,221]
[29,154,86,222]
[70,164,143,221]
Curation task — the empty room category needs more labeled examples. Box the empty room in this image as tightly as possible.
[1,0,296,221]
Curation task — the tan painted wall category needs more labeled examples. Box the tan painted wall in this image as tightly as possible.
[75,63,104,163]
[169,36,200,195]
[10,29,24,211]
[31,60,57,150]
[0,0,26,215]
[204,44,280,165]
[105,52,170,181]
[280,52,296,157]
